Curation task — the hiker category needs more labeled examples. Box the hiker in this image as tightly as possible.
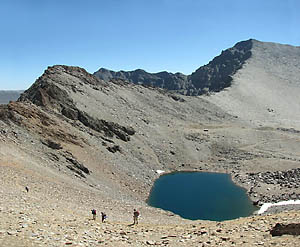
[91,209,97,220]
[101,212,107,223]
[133,209,140,225]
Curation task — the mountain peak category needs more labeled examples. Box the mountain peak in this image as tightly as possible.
[18,65,106,109]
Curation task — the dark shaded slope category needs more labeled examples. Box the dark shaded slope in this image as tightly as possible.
[94,68,190,92]
[189,39,252,95]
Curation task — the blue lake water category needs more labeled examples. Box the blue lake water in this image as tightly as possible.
[147,172,258,221]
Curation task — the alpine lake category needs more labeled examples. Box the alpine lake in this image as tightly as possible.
[147,172,258,221]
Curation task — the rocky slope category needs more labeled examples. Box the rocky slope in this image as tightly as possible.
[206,40,300,128]
[1,39,300,246]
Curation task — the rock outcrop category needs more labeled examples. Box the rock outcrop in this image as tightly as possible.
[18,65,104,110]
[270,223,300,236]
[18,65,135,142]
[188,39,252,95]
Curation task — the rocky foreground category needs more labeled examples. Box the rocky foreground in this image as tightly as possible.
[2,211,300,247]
[1,163,300,247]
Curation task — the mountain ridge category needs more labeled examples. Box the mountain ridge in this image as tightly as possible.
[94,39,300,96]
[94,39,256,95]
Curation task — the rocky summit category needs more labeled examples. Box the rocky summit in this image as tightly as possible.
[1,39,300,246]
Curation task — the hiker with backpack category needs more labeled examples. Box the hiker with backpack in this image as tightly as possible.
[91,209,97,220]
[133,209,140,225]
[101,212,107,223]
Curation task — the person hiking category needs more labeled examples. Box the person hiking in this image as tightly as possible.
[133,209,140,225]
[91,209,97,220]
[101,212,107,223]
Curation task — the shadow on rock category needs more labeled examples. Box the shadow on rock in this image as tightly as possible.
[270,223,300,236]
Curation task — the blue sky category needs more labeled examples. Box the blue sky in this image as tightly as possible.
[1,0,299,90]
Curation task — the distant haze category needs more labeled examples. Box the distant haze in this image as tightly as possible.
[0,90,23,104]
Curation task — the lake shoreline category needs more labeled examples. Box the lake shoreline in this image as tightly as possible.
[147,168,300,218]
[147,171,258,221]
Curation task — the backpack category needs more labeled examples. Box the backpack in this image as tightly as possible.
[134,210,140,217]
[92,209,96,215]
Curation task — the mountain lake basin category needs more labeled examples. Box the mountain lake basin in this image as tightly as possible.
[147,172,258,221]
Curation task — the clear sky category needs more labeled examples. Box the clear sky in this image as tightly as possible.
[1,0,299,90]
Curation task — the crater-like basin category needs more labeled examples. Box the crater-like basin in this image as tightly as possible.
[147,172,258,221]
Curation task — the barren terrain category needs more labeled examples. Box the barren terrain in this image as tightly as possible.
[1,40,300,246]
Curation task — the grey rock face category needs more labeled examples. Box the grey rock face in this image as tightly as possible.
[94,68,190,92]
[189,39,252,95]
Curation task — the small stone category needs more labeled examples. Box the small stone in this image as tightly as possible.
[146,240,155,245]
[221,237,230,241]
